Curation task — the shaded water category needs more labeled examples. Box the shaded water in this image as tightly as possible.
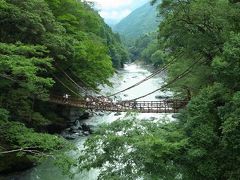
[5,64,174,180]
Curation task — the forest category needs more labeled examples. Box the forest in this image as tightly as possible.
[0,0,128,174]
[1,0,240,179]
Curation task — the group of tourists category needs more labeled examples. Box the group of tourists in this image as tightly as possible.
[85,95,118,108]
[62,93,117,106]
[62,93,138,110]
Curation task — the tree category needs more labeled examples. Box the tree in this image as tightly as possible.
[0,0,128,174]
[79,117,188,179]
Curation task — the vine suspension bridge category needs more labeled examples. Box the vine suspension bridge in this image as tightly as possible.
[0,54,201,113]
[47,55,202,113]
[49,95,188,113]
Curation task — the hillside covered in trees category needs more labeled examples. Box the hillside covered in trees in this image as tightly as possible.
[0,0,128,174]
[114,1,163,65]
[113,2,159,42]
[129,32,165,67]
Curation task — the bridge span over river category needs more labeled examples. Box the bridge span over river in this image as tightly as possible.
[49,96,188,113]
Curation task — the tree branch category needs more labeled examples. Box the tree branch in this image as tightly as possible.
[0,73,17,82]
[0,147,54,157]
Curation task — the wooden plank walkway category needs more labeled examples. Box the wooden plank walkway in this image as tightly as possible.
[49,96,188,113]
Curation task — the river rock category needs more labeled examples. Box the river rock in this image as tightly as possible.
[70,126,78,131]
[114,112,121,116]
[98,112,105,116]
[172,113,180,119]
[81,123,92,134]
[155,95,169,99]
[149,117,157,121]
[65,135,77,140]
[79,131,84,136]
[74,129,81,133]
[62,131,77,139]
[88,125,95,129]
[105,112,111,115]
[68,128,79,134]
[155,95,162,99]
[78,112,90,120]
[74,120,81,128]
[83,131,90,136]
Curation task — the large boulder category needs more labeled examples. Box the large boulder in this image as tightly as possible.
[81,123,93,134]
[114,112,122,116]
[98,112,105,116]
[78,112,90,120]
[155,94,173,99]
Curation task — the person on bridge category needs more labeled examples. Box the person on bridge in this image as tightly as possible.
[63,94,70,104]
[132,101,137,109]
[97,96,105,106]
[112,98,117,105]
[85,96,91,107]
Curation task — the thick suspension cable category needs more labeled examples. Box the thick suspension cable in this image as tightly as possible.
[127,57,204,101]
[107,54,182,97]
[66,68,104,95]
[1,71,81,98]
[51,73,81,97]
[54,64,88,93]
[55,64,106,97]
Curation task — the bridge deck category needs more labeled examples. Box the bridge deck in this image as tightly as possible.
[49,96,187,113]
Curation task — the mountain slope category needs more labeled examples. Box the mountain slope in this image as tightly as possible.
[113,2,160,41]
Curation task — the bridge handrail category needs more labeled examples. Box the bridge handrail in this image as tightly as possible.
[48,95,188,113]
[50,95,188,103]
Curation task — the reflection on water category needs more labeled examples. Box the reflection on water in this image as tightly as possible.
[7,63,174,180]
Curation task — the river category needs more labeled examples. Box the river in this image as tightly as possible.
[5,63,174,180]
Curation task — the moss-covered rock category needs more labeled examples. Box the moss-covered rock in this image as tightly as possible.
[0,153,34,174]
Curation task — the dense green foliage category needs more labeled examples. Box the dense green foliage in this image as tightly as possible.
[0,0,128,174]
[79,117,187,179]
[129,32,166,67]
[113,2,159,43]
[79,0,240,179]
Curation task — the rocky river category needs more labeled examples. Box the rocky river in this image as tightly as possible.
[4,63,175,180]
